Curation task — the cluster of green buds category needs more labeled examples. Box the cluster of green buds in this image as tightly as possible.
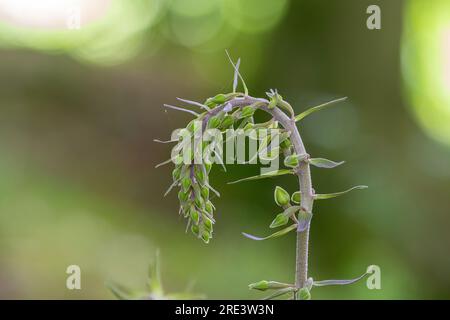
[162,91,293,243]
[245,185,370,300]
[174,163,215,243]
[241,185,312,242]
[171,115,218,244]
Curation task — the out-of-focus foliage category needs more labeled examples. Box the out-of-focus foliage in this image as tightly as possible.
[0,0,288,65]
[402,0,450,146]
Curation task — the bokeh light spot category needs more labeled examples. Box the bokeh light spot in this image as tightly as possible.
[402,0,450,146]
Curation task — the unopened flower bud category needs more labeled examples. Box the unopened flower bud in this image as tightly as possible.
[298,287,311,300]
[211,93,227,104]
[178,190,189,202]
[240,105,255,118]
[181,177,191,191]
[220,115,234,129]
[172,166,181,180]
[205,201,214,215]
[248,280,269,291]
[190,208,199,224]
[201,186,209,199]
[191,224,199,236]
[274,186,290,206]
[194,167,205,182]
[291,191,301,204]
[268,98,277,109]
[202,215,213,231]
[270,213,289,228]
[280,138,292,149]
[249,280,292,291]
[201,231,210,243]
[284,154,299,168]
[208,116,222,129]
[244,122,254,131]
[195,196,204,208]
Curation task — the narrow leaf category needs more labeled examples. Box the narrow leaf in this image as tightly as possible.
[164,179,179,197]
[294,97,347,122]
[153,138,178,144]
[242,223,298,241]
[155,158,175,168]
[228,169,293,185]
[309,158,345,169]
[176,97,211,111]
[225,50,248,95]
[263,287,296,300]
[313,271,368,287]
[204,181,220,197]
[163,104,199,116]
[233,58,241,93]
[314,185,368,200]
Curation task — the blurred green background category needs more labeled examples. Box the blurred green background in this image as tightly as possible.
[0,0,449,299]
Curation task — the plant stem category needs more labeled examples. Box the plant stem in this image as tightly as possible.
[263,105,314,298]
[210,95,315,298]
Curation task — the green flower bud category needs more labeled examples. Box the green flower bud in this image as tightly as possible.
[280,138,292,149]
[208,116,222,129]
[220,115,234,129]
[187,120,201,133]
[191,224,199,236]
[211,93,227,104]
[195,196,204,208]
[240,105,255,118]
[178,190,189,202]
[205,163,212,173]
[268,121,279,129]
[270,213,289,228]
[274,186,290,207]
[298,287,311,300]
[172,166,181,180]
[284,154,299,168]
[187,120,195,132]
[201,231,210,243]
[268,98,277,109]
[181,177,191,191]
[201,186,209,199]
[190,208,199,224]
[291,191,301,204]
[203,215,213,231]
[248,280,269,291]
[249,280,292,291]
[205,201,214,215]
[243,122,254,131]
[173,154,183,165]
[194,167,205,182]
